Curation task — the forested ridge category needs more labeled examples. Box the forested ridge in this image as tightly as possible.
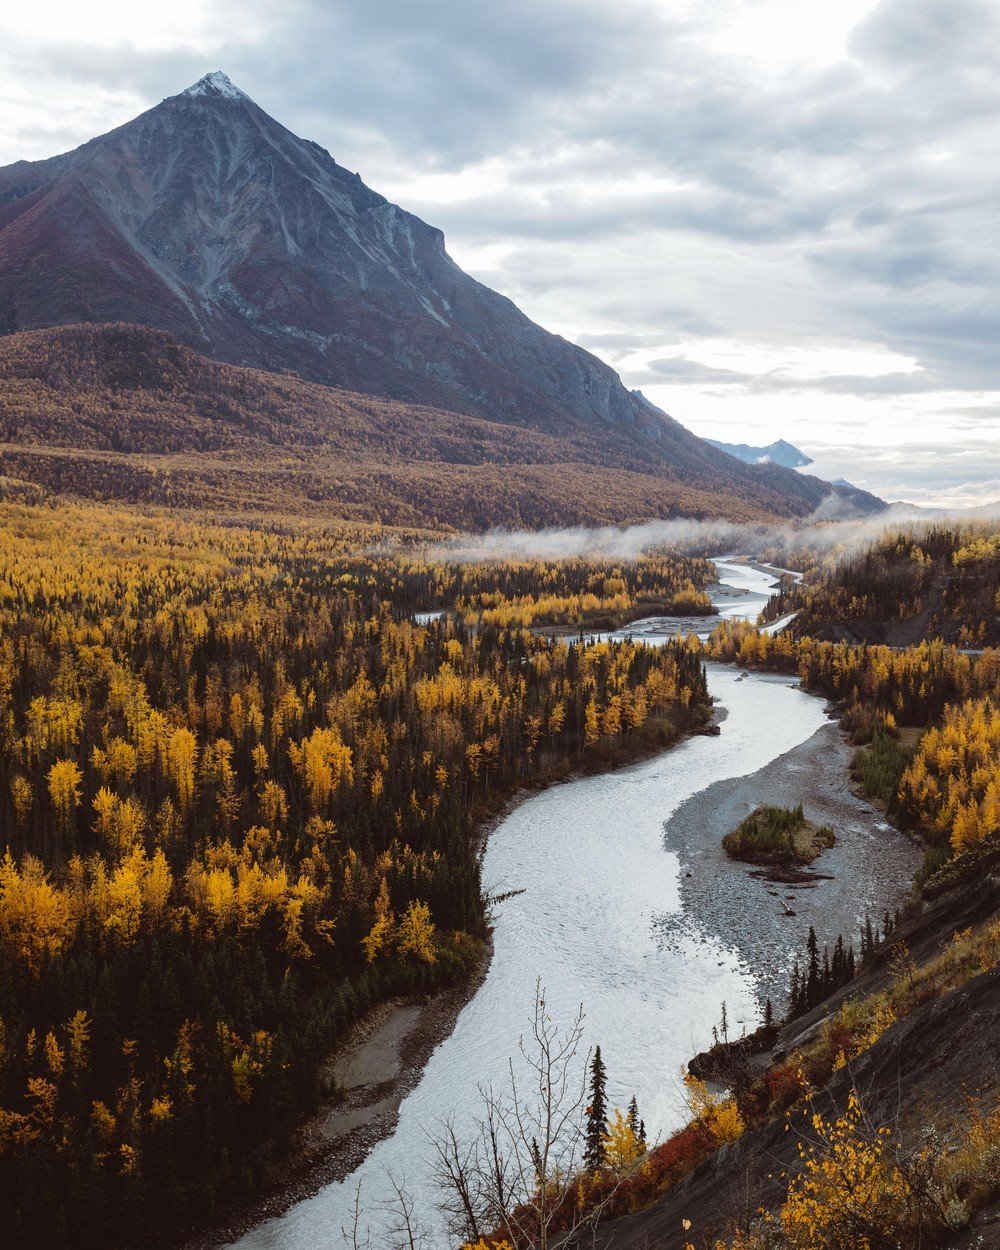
[0,499,714,1248]
[763,524,1000,647]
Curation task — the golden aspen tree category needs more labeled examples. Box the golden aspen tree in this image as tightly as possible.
[258,779,288,827]
[166,728,198,811]
[584,699,600,746]
[602,1107,645,1172]
[142,850,173,922]
[66,1010,91,1070]
[0,853,74,975]
[10,775,32,827]
[288,727,353,810]
[396,900,437,963]
[361,877,395,962]
[47,759,83,833]
[104,850,145,942]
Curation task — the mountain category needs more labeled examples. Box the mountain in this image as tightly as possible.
[707,438,813,469]
[0,72,883,521]
[0,322,881,528]
[0,71,680,439]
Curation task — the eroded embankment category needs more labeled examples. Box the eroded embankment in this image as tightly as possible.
[591,866,1000,1250]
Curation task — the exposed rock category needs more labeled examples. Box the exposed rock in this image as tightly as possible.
[0,75,884,519]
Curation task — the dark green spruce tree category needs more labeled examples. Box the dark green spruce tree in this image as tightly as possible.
[584,1046,608,1170]
[806,925,821,1009]
[627,1095,641,1139]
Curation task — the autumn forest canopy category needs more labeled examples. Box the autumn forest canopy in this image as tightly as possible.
[0,498,717,1246]
[0,478,997,1250]
[0,324,995,1250]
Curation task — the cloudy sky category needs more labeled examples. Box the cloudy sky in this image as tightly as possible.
[2,0,999,506]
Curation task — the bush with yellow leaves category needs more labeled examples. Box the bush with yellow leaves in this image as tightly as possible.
[683,1072,745,1146]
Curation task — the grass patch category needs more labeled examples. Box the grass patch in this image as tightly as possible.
[851,729,918,810]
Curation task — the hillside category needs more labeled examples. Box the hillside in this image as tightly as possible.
[764,525,1000,647]
[0,73,882,523]
[0,323,882,527]
[592,868,1000,1249]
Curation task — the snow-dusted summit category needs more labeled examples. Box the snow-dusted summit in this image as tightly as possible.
[181,71,249,101]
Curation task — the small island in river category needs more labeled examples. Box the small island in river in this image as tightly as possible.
[722,803,835,866]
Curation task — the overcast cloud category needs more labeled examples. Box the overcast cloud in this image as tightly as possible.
[1,0,998,505]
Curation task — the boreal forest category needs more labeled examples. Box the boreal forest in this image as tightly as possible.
[0,499,714,1246]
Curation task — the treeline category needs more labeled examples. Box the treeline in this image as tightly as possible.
[707,621,989,723]
[706,620,1000,876]
[762,523,1000,647]
[436,555,715,629]
[787,914,898,1019]
[0,500,712,1248]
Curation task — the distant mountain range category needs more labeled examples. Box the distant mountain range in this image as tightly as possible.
[0,72,884,524]
[707,438,813,469]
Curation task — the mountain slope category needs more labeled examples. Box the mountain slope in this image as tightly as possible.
[0,72,677,438]
[0,322,877,528]
[0,73,881,520]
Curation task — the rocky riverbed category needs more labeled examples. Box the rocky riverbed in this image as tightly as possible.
[657,713,922,1011]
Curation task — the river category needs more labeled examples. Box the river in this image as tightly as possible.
[233,561,908,1250]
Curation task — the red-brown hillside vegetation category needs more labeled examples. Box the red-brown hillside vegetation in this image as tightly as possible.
[0,323,879,528]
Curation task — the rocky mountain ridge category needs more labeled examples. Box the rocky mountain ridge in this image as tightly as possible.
[0,73,882,518]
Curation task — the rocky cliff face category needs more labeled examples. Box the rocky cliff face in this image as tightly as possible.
[0,74,660,437]
[0,73,884,515]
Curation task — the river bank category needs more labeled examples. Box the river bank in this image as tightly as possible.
[657,713,921,1011]
[183,963,492,1250]
[185,706,718,1250]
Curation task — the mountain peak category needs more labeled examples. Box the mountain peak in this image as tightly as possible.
[0,80,885,519]
[180,71,248,101]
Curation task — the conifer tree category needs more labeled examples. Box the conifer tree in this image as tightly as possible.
[584,1045,608,1170]
[806,925,821,1009]
[626,1094,641,1140]
[790,958,802,1018]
